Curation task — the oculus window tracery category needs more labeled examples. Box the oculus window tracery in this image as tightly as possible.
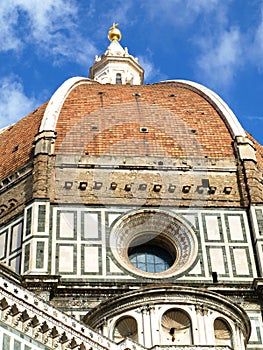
[110,209,198,278]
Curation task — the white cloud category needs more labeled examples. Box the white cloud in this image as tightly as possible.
[192,1,263,88]
[0,76,38,129]
[252,2,263,70]
[0,3,21,51]
[101,0,134,26]
[0,0,97,66]
[15,0,77,43]
[136,0,244,89]
[255,22,263,54]
[187,0,221,12]
[137,56,155,82]
[247,115,263,121]
[137,55,165,83]
[143,0,223,26]
[196,27,242,87]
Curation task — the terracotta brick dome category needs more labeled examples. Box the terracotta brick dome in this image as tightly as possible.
[0,102,48,179]
[54,82,235,158]
[0,78,251,180]
[1,26,263,350]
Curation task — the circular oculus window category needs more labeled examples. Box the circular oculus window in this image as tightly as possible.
[109,209,198,278]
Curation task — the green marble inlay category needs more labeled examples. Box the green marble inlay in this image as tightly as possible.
[0,230,8,259]
[256,209,263,235]
[25,207,32,236]
[202,213,223,242]
[14,339,21,350]
[3,333,10,350]
[36,241,44,269]
[1,322,49,349]
[38,205,46,232]
[248,317,262,344]
[225,214,246,243]
[56,210,77,240]
[24,243,30,272]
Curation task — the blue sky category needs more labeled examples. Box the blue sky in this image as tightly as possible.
[0,0,262,144]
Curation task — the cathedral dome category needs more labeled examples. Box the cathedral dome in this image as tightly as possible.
[0,77,250,180]
[1,25,263,350]
[1,76,262,208]
[0,25,260,185]
[49,80,237,158]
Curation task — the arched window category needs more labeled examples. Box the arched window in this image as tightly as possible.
[214,318,233,347]
[113,316,138,343]
[116,73,122,84]
[161,309,193,345]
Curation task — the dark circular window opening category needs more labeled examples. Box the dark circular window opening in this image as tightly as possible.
[128,240,175,273]
[110,209,198,278]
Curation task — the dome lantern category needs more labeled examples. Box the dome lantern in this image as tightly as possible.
[89,24,144,85]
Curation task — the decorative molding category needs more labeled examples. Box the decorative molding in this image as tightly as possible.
[0,274,118,350]
[39,77,95,133]
[109,209,199,279]
[0,163,32,194]
[84,285,251,341]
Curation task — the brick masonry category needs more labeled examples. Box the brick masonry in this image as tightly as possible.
[1,79,263,349]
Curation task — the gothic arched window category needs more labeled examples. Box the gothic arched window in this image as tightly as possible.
[214,318,233,347]
[161,309,193,345]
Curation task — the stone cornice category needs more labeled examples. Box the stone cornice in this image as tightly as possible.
[0,273,118,350]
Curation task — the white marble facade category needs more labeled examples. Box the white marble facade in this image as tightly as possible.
[0,202,258,282]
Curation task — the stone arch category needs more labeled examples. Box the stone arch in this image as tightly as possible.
[113,315,138,343]
[214,317,233,347]
[161,308,193,345]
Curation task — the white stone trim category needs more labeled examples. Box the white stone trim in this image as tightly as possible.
[39,77,247,139]
[158,80,246,138]
[39,77,95,132]
[0,274,118,350]
[0,124,13,135]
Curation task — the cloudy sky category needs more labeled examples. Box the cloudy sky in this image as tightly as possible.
[0,0,262,143]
